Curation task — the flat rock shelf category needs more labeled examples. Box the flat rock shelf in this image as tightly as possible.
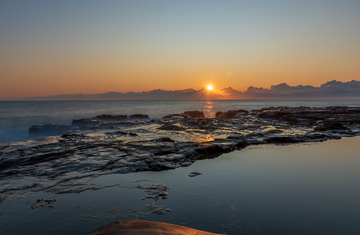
[1,106,360,196]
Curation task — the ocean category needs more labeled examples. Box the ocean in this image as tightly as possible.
[1,99,360,235]
[1,99,360,141]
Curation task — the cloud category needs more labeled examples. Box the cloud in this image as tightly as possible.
[242,80,360,98]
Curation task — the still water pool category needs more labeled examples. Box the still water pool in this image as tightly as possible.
[1,136,360,235]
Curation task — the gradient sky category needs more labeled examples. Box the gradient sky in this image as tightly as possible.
[1,0,360,99]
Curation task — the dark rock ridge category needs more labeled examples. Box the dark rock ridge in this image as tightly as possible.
[29,124,71,135]
[1,106,360,196]
[71,118,96,126]
[216,109,249,119]
[314,121,348,131]
[29,114,151,136]
[129,114,150,119]
[162,110,205,120]
[94,114,128,120]
[257,106,360,126]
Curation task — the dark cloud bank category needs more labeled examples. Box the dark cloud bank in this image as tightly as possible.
[31,80,360,100]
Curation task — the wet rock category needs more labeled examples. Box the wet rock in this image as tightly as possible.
[304,132,341,141]
[257,106,360,125]
[138,183,169,201]
[147,161,176,171]
[216,109,249,119]
[226,135,244,140]
[162,111,206,124]
[181,162,191,167]
[183,110,205,118]
[30,198,56,209]
[185,118,214,129]
[145,203,166,215]
[158,123,187,131]
[265,136,305,144]
[155,137,175,142]
[60,132,87,139]
[245,132,265,138]
[162,114,183,121]
[88,220,224,235]
[3,106,360,197]
[188,172,202,177]
[149,118,164,124]
[71,118,96,126]
[91,121,119,130]
[314,121,348,131]
[162,111,204,120]
[194,144,228,156]
[94,114,128,121]
[129,114,150,119]
[263,129,283,135]
[29,124,71,135]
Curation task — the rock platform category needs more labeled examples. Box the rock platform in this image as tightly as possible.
[1,106,359,196]
[88,220,225,235]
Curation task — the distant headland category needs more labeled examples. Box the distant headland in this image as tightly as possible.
[26,80,360,100]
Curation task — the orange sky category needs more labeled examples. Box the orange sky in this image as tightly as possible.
[1,1,360,99]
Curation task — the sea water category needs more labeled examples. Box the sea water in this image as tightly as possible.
[1,99,360,141]
[1,137,360,235]
[1,100,360,235]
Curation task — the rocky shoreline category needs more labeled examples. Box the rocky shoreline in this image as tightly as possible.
[1,106,359,196]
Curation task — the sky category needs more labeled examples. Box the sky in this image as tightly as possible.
[1,0,360,99]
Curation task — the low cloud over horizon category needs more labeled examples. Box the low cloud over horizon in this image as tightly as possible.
[27,80,360,101]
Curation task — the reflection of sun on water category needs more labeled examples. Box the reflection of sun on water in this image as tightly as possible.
[203,101,216,118]
[203,85,217,117]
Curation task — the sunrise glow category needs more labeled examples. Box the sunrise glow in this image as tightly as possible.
[1,1,360,100]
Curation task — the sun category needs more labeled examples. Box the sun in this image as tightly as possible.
[207,85,213,91]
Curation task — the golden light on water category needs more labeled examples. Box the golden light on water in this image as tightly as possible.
[204,101,216,118]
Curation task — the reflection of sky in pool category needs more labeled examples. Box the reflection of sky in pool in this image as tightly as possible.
[1,137,360,235]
